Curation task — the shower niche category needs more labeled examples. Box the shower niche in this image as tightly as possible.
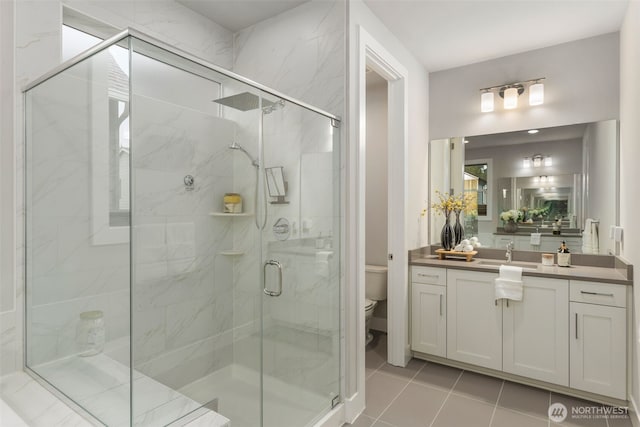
[24,29,341,427]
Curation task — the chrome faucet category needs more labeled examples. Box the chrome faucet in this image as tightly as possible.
[506,241,514,264]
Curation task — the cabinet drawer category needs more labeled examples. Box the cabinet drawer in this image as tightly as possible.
[411,266,446,286]
[570,281,626,308]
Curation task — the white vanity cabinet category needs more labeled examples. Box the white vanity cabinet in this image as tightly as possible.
[503,277,569,386]
[410,264,629,401]
[569,281,627,400]
[410,267,447,357]
[446,270,502,370]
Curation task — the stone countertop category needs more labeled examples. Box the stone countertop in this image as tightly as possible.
[410,255,632,285]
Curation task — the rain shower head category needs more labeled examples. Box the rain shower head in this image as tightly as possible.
[228,142,259,168]
[213,92,277,112]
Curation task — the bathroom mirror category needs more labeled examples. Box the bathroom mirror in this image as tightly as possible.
[429,119,619,255]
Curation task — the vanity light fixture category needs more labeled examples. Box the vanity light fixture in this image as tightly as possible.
[529,80,545,106]
[523,154,551,168]
[479,77,546,112]
[480,90,494,112]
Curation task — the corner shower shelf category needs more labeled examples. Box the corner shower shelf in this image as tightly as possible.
[209,212,254,217]
[218,250,245,256]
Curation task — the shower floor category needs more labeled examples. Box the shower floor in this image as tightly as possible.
[179,363,330,427]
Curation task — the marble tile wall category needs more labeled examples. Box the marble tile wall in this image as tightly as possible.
[130,92,236,388]
[5,0,235,376]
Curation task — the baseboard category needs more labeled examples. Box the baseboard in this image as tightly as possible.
[343,390,365,425]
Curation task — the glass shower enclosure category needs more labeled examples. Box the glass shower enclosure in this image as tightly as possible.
[24,29,341,427]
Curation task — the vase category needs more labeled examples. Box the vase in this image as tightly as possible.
[453,211,464,246]
[440,212,454,250]
[504,219,518,233]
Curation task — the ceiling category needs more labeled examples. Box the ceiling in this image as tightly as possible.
[363,0,629,72]
[465,123,588,149]
[177,0,310,32]
[178,0,629,72]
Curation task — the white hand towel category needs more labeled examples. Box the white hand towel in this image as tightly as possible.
[582,218,593,253]
[495,265,523,301]
[530,233,541,245]
[315,251,333,278]
[499,265,522,282]
[494,278,524,301]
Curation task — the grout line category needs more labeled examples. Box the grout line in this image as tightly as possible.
[487,380,505,427]
[371,359,428,425]
[427,368,465,427]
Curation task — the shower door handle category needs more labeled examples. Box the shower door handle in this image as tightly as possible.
[263,260,283,297]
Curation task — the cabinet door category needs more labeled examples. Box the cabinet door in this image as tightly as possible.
[411,283,446,357]
[503,277,569,385]
[447,270,502,370]
[570,302,626,399]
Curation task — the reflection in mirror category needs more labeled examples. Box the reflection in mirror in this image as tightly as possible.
[429,120,618,255]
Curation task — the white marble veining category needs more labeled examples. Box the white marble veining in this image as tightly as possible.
[233,0,345,116]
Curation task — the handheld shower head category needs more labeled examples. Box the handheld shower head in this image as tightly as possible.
[228,142,259,168]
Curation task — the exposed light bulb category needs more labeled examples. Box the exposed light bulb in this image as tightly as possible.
[529,82,544,106]
[481,91,494,113]
[503,87,518,109]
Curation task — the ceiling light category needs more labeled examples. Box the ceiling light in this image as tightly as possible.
[544,156,553,167]
[527,129,539,134]
[529,81,544,106]
[463,139,469,144]
[480,91,494,113]
[523,157,531,168]
[479,77,545,113]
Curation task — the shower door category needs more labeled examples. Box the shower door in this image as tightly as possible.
[260,99,341,427]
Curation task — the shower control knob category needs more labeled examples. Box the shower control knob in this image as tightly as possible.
[184,175,194,190]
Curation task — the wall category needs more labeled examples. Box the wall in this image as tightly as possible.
[430,33,619,139]
[365,78,388,267]
[2,0,234,376]
[233,0,345,116]
[619,1,640,421]
[0,0,17,375]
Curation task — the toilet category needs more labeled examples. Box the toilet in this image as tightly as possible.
[365,264,388,345]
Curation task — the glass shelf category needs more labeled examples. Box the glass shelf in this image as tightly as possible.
[218,250,245,256]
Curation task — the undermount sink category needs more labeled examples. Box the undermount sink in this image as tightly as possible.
[477,259,539,271]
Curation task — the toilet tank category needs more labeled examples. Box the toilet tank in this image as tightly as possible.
[365,265,388,301]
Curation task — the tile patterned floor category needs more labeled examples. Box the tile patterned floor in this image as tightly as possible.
[346,332,633,427]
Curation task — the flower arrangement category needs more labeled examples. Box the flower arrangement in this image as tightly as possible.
[431,191,477,216]
[500,209,523,223]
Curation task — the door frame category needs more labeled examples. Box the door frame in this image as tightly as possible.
[357,25,409,369]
